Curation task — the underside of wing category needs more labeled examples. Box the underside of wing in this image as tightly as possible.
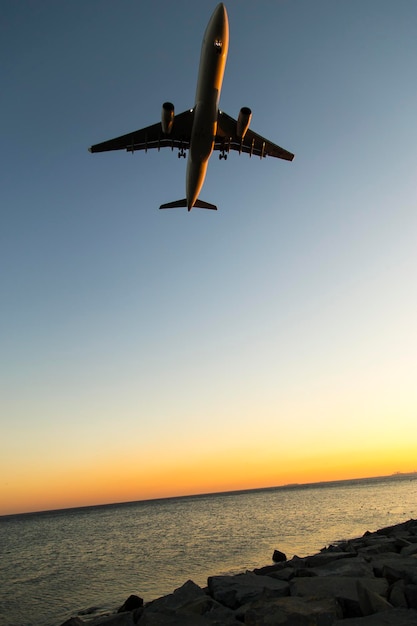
[89,109,194,153]
[216,110,294,161]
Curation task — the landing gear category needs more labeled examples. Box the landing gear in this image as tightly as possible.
[178,148,186,158]
[219,150,228,160]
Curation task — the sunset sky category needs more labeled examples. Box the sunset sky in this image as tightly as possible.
[1,0,416,516]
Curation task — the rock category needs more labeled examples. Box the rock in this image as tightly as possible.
[86,612,136,625]
[388,579,408,608]
[144,580,206,614]
[370,554,417,583]
[118,594,143,613]
[356,580,393,615]
[207,572,289,609]
[333,607,417,625]
[401,543,417,557]
[262,566,296,582]
[375,519,417,538]
[59,619,84,626]
[382,557,417,585]
[311,555,374,578]
[253,563,291,577]
[303,551,356,568]
[272,549,287,563]
[78,606,102,616]
[242,595,343,625]
[404,584,417,609]
[290,575,388,618]
[138,613,220,625]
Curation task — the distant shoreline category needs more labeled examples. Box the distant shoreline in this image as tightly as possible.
[2,471,416,520]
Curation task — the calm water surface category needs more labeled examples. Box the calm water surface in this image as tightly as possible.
[1,475,416,626]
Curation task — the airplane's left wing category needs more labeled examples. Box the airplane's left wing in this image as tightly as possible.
[89,109,194,153]
[216,110,294,161]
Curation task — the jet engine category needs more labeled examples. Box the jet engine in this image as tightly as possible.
[236,107,252,140]
[161,102,174,134]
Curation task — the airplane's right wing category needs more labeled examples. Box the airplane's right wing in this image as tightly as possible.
[89,109,194,154]
[216,110,294,161]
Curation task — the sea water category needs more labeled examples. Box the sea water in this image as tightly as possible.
[1,474,416,626]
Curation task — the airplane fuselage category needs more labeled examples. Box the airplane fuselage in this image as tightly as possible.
[186,3,229,210]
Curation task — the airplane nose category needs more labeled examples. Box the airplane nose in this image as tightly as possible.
[208,2,228,48]
[215,3,227,23]
[209,3,228,32]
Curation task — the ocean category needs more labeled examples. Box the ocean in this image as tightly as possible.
[1,474,416,626]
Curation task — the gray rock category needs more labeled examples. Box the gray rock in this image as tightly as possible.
[356,580,393,616]
[401,543,417,557]
[242,595,342,625]
[382,557,417,585]
[290,575,388,600]
[388,580,408,608]
[375,519,417,538]
[304,552,356,568]
[272,549,287,563]
[404,584,417,609]
[86,612,136,626]
[370,554,417,582]
[59,619,84,626]
[207,572,289,609]
[290,575,388,618]
[333,607,417,625]
[311,556,373,578]
[139,601,239,625]
[118,595,143,613]
[144,580,206,613]
[138,613,218,625]
[262,567,296,582]
[254,563,289,577]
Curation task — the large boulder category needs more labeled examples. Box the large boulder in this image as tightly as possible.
[290,575,388,618]
[85,612,137,625]
[303,551,356,568]
[272,549,287,563]
[144,580,206,614]
[333,607,417,625]
[241,595,342,625]
[118,595,143,613]
[207,572,289,609]
[356,580,393,615]
[311,555,374,578]
[388,579,408,608]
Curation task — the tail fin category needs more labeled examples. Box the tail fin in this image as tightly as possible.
[159,198,217,211]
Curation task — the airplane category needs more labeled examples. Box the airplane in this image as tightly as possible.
[88,3,294,211]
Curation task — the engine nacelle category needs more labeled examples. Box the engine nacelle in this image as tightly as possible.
[236,107,252,140]
[161,102,174,134]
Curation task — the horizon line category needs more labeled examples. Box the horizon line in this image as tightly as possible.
[1,471,416,519]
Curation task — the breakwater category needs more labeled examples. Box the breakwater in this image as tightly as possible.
[60,518,417,625]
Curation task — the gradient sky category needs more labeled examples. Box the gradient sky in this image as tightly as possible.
[1,0,416,515]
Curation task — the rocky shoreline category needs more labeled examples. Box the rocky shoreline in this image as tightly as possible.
[61,518,417,625]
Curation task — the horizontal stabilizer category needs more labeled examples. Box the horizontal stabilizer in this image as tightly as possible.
[159,198,217,211]
[159,199,188,209]
[193,199,217,210]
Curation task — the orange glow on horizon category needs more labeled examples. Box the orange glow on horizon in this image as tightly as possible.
[1,442,416,516]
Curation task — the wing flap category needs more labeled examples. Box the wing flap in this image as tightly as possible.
[89,109,194,154]
[216,110,294,161]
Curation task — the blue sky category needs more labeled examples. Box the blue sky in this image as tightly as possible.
[1,1,416,514]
